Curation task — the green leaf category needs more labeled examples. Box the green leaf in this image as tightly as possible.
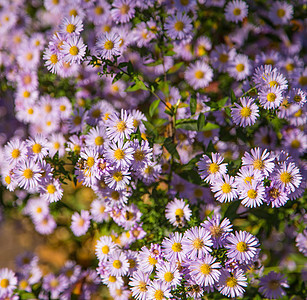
[224,201,240,221]
[118,62,128,68]
[127,61,134,74]
[125,80,147,92]
[175,119,197,131]
[230,90,236,104]
[190,97,197,115]
[144,60,163,67]
[217,96,228,108]
[197,113,206,131]
[163,137,180,160]
[149,99,161,117]
[143,120,158,137]
[202,122,220,131]
[165,50,176,56]
[167,62,184,74]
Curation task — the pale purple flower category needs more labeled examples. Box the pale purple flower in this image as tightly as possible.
[259,271,289,299]
[70,210,91,236]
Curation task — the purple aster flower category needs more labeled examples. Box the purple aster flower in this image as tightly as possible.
[96,32,121,60]
[0,268,17,299]
[231,97,259,127]
[106,250,129,277]
[218,268,247,298]
[165,198,191,227]
[162,232,186,263]
[4,138,27,167]
[201,215,233,248]
[85,126,107,153]
[34,214,56,235]
[228,54,251,81]
[268,1,293,25]
[210,44,236,72]
[184,60,213,89]
[225,231,259,263]
[182,226,213,259]
[61,35,86,64]
[235,166,263,186]
[156,261,182,288]
[95,235,118,262]
[238,181,265,208]
[197,152,228,184]
[16,159,42,190]
[147,280,172,300]
[259,271,289,299]
[242,147,275,178]
[259,85,284,109]
[130,139,152,171]
[211,174,238,203]
[224,0,248,23]
[43,47,63,74]
[129,270,150,300]
[42,274,69,299]
[90,199,110,223]
[295,229,307,256]
[105,167,131,191]
[188,254,221,287]
[40,178,63,203]
[59,15,83,37]
[111,0,135,24]
[165,13,193,40]
[70,210,91,237]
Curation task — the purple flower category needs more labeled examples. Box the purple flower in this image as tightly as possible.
[259,271,289,299]
[70,210,91,237]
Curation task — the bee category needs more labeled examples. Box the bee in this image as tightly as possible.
[175,215,184,228]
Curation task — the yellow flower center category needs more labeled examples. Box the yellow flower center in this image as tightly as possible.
[236,63,245,72]
[0,279,9,288]
[47,184,56,194]
[138,282,147,292]
[290,139,300,149]
[171,242,182,252]
[69,45,79,56]
[101,245,109,254]
[116,120,127,132]
[269,188,280,199]
[104,40,114,50]
[5,175,11,185]
[36,207,42,213]
[28,108,34,115]
[95,6,104,15]
[247,189,257,199]
[50,279,59,288]
[285,63,294,71]
[221,183,231,194]
[53,142,60,150]
[298,75,307,86]
[269,80,279,87]
[113,260,122,269]
[23,168,33,179]
[194,188,203,198]
[109,276,116,283]
[277,8,285,17]
[210,225,223,238]
[114,149,125,160]
[111,191,120,200]
[164,272,174,282]
[154,290,164,300]
[23,90,30,98]
[280,171,292,184]
[32,143,42,154]
[95,136,104,146]
[193,238,204,250]
[26,53,33,61]
[59,105,66,111]
[133,149,145,161]
[175,208,184,218]
[128,258,136,268]
[113,171,123,182]
[69,9,78,16]
[267,92,276,102]
[200,263,211,275]
[294,109,302,118]
[50,54,58,64]
[174,21,184,31]
[148,256,157,265]
[23,75,32,85]
[226,277,237,287]
[293,95,301,103]
[253,159,264,170]
[236,241,248,252]
[195,70,204,79]
[66,24,76,33]
[268,279,280,290]
[11,148,20,159]
[219,53,228,63]
[19,279,28,289]
[120,4,130,14]
[87,157,95,168]
[233,8,241,16]
[240,107,252,117]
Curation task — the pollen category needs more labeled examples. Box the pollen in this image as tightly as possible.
[240,107,252,117]
[32,143,42,154]
[87,157,95,168]
[109,276,116,283]
[66,24,76,34]
[236,63,245,72]
[210,225,223,238]
[47,184,56,194]
[154,290,164,300]
[233,8,241,16]
[138,281,147,292]
[113,260,122,269]
[290,139,300,148]
[26,53,33,61]
[59,105,66,111]
[164,272,174,282]
[175,208,184,218]
[195,70,204,79]
[267,92,277,102]
[95,136,104,146]
[120,4,130,14]
[221,183,232,194]
[133,149,145,162]
[247,189,257,199]
[11,149,20,159]
[174,21,184,31]
[171,242,182,252]
[1,278,10,288]
[253,159,265,170]
[148,255,157,265]
[116,120,127,132]
[269,80,279,87]
[193,238,204,250]
[280,171,292,184]
[101,245,109,254]
[269,188,280,199]
[236,241,248,252]
[23,90,30,98]
[69,9,78,16]
[95,6,104,15]
[226,277,237,287]
[104,40,114,50]
[23,168,33,179]
[277,8,285,18]
[69,45,79,56]
[200,263,211,275]
[113,171,123,182]
[50,54,58,64]
[114,149,125,160]
[5,175,11,185]
[53,142,60,150]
